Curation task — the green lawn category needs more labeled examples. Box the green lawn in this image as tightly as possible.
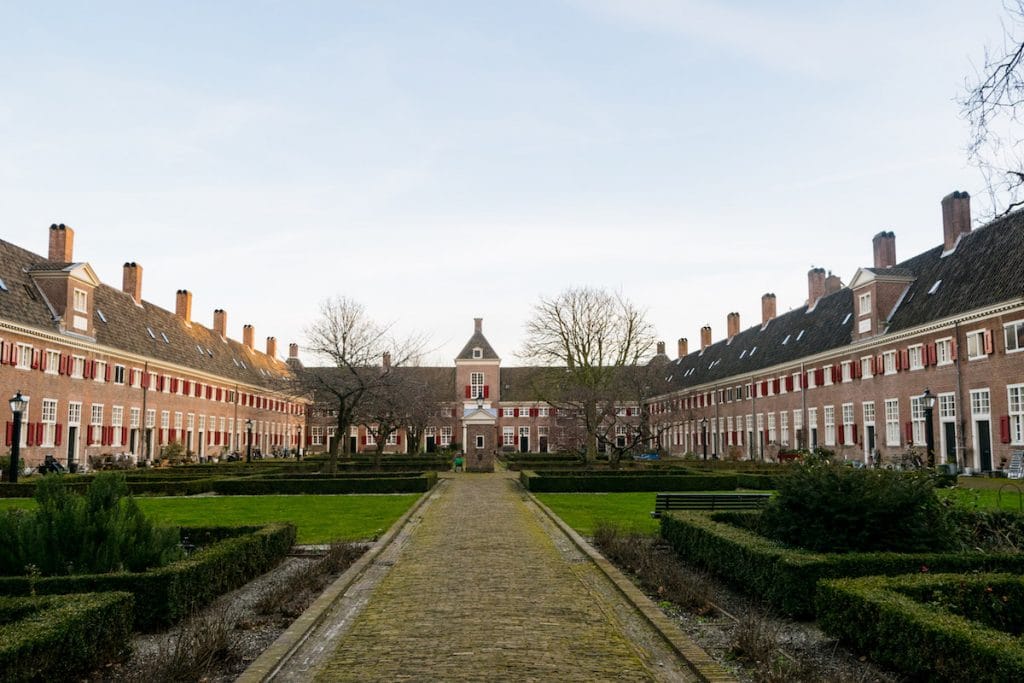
[938,486,1024,512]
[535,493,662,536]
[0,494,421,544]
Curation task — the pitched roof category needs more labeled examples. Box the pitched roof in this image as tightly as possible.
[0,237,292,389]
[455,330,499,360]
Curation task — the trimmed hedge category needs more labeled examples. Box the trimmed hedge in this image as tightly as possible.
[660,511,1024,617]
[210,472,437,495]
[816,573,1024,679]
[520,470,736,492]
[0,478,216,497]
[0,592,134,682]
[0,523,295,630]
[734,473,782,490]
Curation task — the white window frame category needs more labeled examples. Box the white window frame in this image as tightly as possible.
[885,399,900,447]
[16,344,31,370]
[910,396,925,446]
[780,412,789,446]
[73,288,88,313]
[936,337,954,366]
[966,330,988,360]
[842,403,855,445]
[908,344,924,371]
[470,372,485,399]
[824,406,835,446]
[860,356,873,379]
[859,292,871,316]
[68,402,82,426]
[46,349,59,375]
[1008,385,1024,445]
[883,351,896,375]
[503,426,515,446]
[41,398,57,447]
[1004,320,1024,354]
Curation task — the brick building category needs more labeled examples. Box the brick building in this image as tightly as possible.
[1,225,307,472]
[649,191,1024,472]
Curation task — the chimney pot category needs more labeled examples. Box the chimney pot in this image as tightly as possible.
[213,309,227,338]
[122,262,143,305]
[288,342,299,358]
[48,223,75,262]
[266,336,277,358]
[872,231,897,269]
[656,341,666,355]
[761,293,777,325]
[825,272,842,295]
[175,289,192,324]
[700,325,712,351]
[941,191,971,252]
[677,337,688,358]
[243,324,255,350]
[474,317,483,333]
[727,312,740,339]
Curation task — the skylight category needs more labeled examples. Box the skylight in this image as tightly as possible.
[797,329,805,341]
[146,327,156,339]
[0,277,7,292]
[96,309,107,323]
[928,280,942,295]
[161,332,170,343]
[206,348,213,357]
[196,344,204,355]
[750,346,757,356]
[739,349,747,359]
[842,313,852,324]
[782,334,790,345]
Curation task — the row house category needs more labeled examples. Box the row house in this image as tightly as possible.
[304,318,642,456]
[649,191,1024,471]
[1,224,307,471]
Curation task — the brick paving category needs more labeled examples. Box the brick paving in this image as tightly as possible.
[315,472,692,682]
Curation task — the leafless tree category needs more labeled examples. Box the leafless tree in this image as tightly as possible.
[520,287,657,462]
[963,1,1024,217]
[301,296,427,473]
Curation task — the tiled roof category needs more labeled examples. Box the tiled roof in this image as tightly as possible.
[665,288,854,391]
[499,367,548,402]
[455,331,499,360]
[885,213,1024,332]
[0,237,292,389]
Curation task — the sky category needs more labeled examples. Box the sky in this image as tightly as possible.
[0,1,1012,366]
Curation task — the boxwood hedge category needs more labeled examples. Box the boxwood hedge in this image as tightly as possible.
[520,469,737,492]
[0,592,134,682]
[816,573,1024,680]
[0,523,295,630]
[210,472,437,495]
[660,511,1024,617]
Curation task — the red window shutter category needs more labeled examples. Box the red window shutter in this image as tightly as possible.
[900,349,910,370]
[786,376,794,392]
[55,423,63,446]
[529,408,536,418]
[169,428,176,443]
[121,426,128,444]
[86,427,93,446]
[483,385,489,399]
[206,385,212,399]
[465,385,471,399]
[1000,415,1012,444]
[39,351,47,372]
[30,349,39,369]
[513,408,519,418]
[4,421,11,447]
[58,355,66,375]
[984,329,994,355]
[104,364,111,382]
[950,340,958,361]
[216,388,222,401]
[904,421,913,443]
[361,434,367,446]
[550,408,557,417]
[838,424,844,444]
[802,372,808,389]
[397,434,402,445]
[25,423,34,447]
[773,379,780,394]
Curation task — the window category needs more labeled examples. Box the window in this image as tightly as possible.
[967,329,990,359]
[860,356,873,379]
[41,399,57,447]
[90,404,103,427]
[440,426,452,446]
[807,407,817,433]
[472,347,483,359]
[130,408,141,429]
[73,288,88,313]
[68,402,82,425]
[111,406,123,447]
[386,431,398,446]
[46,350,59,374]
[863,401,876,425]
[780,412,789,445]
[971,389,991,416]
[72,356,85,378]
[113,364,126,384]
[824,406,835,446]
[768,413,776,443]
[16,344,31,369]
[160,411,169,430]
[806,370,816,389]
[793,409,802,434]
[94,360,107,382]
[859,292,871,316]
[883,351,896,375]
[503,407,514,417]
[475,434,485,448]
[537,407,549,417]
[939,393,956,420]
[174,412,183,430]
[842,403,855,445]
[145,410,155,428]
[792,372,802,392]
[936,338,954,365]
[503,427,515,446]
[311,427,323,445]
[1005,321,1024,353]
[1008,385,1024,444]
[841,361,852,382]
[470,372,485,399]
[908,345,923,370]
[885,399,900,447]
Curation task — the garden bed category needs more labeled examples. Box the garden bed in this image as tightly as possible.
[210,472,437,495]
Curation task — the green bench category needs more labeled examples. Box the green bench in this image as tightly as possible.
[651,492,771,518]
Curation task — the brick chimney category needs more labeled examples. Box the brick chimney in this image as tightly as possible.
[656,341,666,355]
[825,271,842,295]
[941,190,971,252]
[213,309,227,338]
[727,312,740,339]
[288,342,299,359]
[48,223,74,262]
[700,325,712,351]
[383,351,391,369]
[678,337,688,358]
[761,293,776,325]
[266,336,277,358]
[243,324,255,350]
[122,262,143,305]
[872,231,896,269]
[807,268,826,307]
[175,289,192,324]
[474,317,483,334]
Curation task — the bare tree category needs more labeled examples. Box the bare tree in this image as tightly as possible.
[301,296,426,473]
[963,1,1024,217]
[520,287,657,463]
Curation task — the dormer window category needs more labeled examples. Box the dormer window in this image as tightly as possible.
[73,288,88,313]
[858,292,871,316]
[472,347,483,359]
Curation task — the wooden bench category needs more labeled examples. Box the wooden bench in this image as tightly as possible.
[651,492,771,518]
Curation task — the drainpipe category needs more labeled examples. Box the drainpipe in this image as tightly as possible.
[750,376,757,460]
[800,361,807,451]
[954,320,967,471]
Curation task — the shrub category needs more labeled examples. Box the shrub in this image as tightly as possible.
[816,573,1024,679]
[660,510,1024,617]
[520,470,736,492]
[0,592,134,682]
[758,462,954,553]
[210,472,436,495]
[0,473,181,576]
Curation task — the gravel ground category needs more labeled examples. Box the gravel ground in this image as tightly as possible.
[89,546,365,683]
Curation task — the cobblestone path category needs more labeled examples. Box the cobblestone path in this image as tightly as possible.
[315,472,688,682]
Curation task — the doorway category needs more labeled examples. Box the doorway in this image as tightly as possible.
[66,426,78,472]
[539,435,548,453]
[943,422,956,465]
[866,425,876,457]
[426,436,436,453]
[976,420,992,470]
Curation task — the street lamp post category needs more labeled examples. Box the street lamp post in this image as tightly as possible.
[922,388,937,468]
[701,417,708,461]
[245,418,253,464]
[8,391,28,484]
